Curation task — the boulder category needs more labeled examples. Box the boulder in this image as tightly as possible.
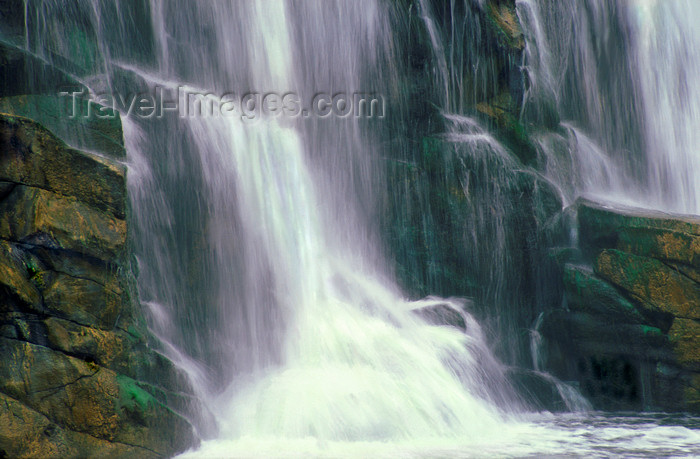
[542,199,700,412]
[578,198,700,268]
[412,301,468,331]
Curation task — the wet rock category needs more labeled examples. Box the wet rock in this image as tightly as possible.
[563,264,646,325]
[412,302,467,331]
[595,249,700,321]
[547,247,583,266]
[42,272,129,330]
[485,0,525,50]
[515,170,564,227]
[0,41,83,97]
[0,391,155,459]
[0,184,127,260]
[506,368,570,412]
[0,109,198,456]
[0,338,193,456]
[541,309,671,361]
[0,115,126,218]
[0,94,125,158]
[668,318,700,372]
[578,198,700,268]
[0,240,41,306]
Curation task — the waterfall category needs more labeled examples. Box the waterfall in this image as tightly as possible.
[14,0,700,455]
[519,0,700,213]
[115,0,521,449]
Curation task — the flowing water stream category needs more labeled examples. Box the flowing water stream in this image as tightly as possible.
[15,0,700,456]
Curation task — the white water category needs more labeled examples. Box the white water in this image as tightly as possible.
[627,0,700,213]
[130,0,518,451]
[519,0,700,213]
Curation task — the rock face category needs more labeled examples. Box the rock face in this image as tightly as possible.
[541,198,700,412]
[383,0,566,369]
[0,111,197,457]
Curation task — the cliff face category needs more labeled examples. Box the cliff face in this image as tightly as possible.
[542,199,700,412]
[0,48,197,456]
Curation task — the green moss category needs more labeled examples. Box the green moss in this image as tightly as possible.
[116,374,156,411]
[126,325,144,342]
[24,259,46,289]
[639,325,664,337]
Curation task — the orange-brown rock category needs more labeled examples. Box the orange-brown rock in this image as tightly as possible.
[668,318,700,371]
[595,249,700,321]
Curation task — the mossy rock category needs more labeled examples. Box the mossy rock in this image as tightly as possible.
[41,272,129,330]
[0,338,195,456]
[485,0,525,51]
[0,184,127,261]
[28,245,122,290]
[475,95,538,165]
[0,239,41,307]
[0,391,156,459]
[0,114,126,219]
[563,263,646,325]
[595,249,700,321]
[668,318,700,372]
[578,198,700,268]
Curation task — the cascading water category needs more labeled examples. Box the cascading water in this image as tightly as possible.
[12,0,700,456]
[518,0,700,213]
[126,0,519,452]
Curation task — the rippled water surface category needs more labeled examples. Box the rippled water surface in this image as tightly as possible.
[180,412,700,458]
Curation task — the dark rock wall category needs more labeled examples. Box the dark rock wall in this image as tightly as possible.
[386,0,700,414]
[383,0,564,366]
